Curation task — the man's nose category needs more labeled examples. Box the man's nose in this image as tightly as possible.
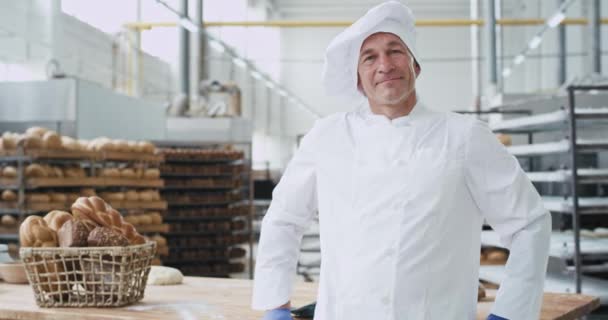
[377,54,395,73]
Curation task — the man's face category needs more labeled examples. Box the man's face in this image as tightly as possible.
[357,32,420,105]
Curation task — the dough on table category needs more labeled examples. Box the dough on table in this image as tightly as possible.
[147,266,184,285]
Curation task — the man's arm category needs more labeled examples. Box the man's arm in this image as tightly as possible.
[251,122,320,312]
[464,120,551,320]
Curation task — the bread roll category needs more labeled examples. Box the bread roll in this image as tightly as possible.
[26,193,51,203]
[149,212,162,225]
[115,140,130,152]
[478,282,486,300]
[486,250,508,262]
[496,134,512,146]
[58,218,95,247]
[80,188,97,197]
[25,127,49,138]
[123,215,139,225]
[1,190,17,201]
[0,133,17,150]
[43,210,73,231]
[17,134,42,149]
[125,190,139,201]
[2,166,17,178]
[138,141,155,154]
[144,168,161,179]
[25,164,47,178]
[120,168,136,179]
[121,223,145,245]
[49,193,67,203]
[138,214,153,225]
[19,215,58,247]
[64,167,85,178]
[42,131,62,149]
[100,168,120,178]
[138,191,153,201]
[61,136,78,150]
[127,141,138,152]
[151,235,167,247]
[1,214,16,226]
[100,192,125,202]
[87,226,129,247]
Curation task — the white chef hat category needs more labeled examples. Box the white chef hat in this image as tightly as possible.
[322,1,419,102]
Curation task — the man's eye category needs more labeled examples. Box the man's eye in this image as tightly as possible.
[390,50,403,54]
[364,56,374,62]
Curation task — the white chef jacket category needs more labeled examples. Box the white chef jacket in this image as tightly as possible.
[252,99,551,320]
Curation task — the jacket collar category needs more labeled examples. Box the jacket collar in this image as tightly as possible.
[357,94,430,127]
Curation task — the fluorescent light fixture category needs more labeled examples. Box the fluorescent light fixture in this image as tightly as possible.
[514,54,525,65]
[502,68,512,77]
[251,71,262,79]
[278,90,288,97]
[232,57,247,68]
[179,17,199,33]
[265,80,275,89]
[208,39,225,53]
[528,36,543,50]
[547,12,566,28]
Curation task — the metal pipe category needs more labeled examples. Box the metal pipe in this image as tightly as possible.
[567,86,581,293]
[192,0,203,104]
[470,0,481,111]
[558,0,567,85]
[486,0,498,89]
[591,0,601,73]
[179,0,190,98]
[123,18,606,30]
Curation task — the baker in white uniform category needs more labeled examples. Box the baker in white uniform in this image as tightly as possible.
[252,1,551,319]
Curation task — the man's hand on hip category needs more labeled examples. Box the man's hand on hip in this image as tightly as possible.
[262,308,293,320]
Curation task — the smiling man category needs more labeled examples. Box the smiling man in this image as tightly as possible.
[252,2,551,320]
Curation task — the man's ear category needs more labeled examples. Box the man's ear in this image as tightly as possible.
[357,74,365,95]
[414,61,421,78]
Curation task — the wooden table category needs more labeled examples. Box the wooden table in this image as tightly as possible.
[0,277,600,320]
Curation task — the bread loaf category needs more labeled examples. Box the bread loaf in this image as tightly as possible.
[120,168,136,179]
[80,188,96,197]
[42,131,62,149]
[87,226,129,247]
[58,218,95,247]
[25,127,49,138]
[61,136,78,150]
[19,216,58,247]
[125,190,139,201]
[100,192,125,202]
[1,190,17,201]
[144,168,160,179]
[138,141,155,154]
[0,133,17,150]
[49,192,67,203]
[100,168,120,178]
[138,214,153,225]
[486,250,508,262]
[2,166,16,178]
[1,214,16,226]
[25,164,47,178]
[17,134,42,149]
[26,193,51,203]
[149,212,162,225]
[121,223,145,245]
[43,210,73,232]
[64,167,85,178]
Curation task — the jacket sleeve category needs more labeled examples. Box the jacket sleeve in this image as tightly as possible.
[464,119,551,320]
[251,122,320,310]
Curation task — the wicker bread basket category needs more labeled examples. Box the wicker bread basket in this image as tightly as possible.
[19,242,156,307]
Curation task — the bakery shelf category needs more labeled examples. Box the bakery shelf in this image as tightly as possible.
[481,230,608,259]
[0,226,18,235]
[0,149,98,161]
[135,223,170,233]
[160,172,246,178]
[479,264,608,304]
[542,196,608,214]
[526,169,608,183]
[490,108,608,133]
[156,245,169,256]
[162,185,243,191]
[506,139,608,156]
[102,151,164,163]
[163,215,247,222]
[109,200,168,210]
[0,233,18,240]
[164,229,249,237]
[163,158,244,165]
[99,178,164,188]
[166,201,236,207]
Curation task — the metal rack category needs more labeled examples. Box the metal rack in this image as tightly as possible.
[155,141,254,279]
[484,85,608,296]
[0,145,168,263]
